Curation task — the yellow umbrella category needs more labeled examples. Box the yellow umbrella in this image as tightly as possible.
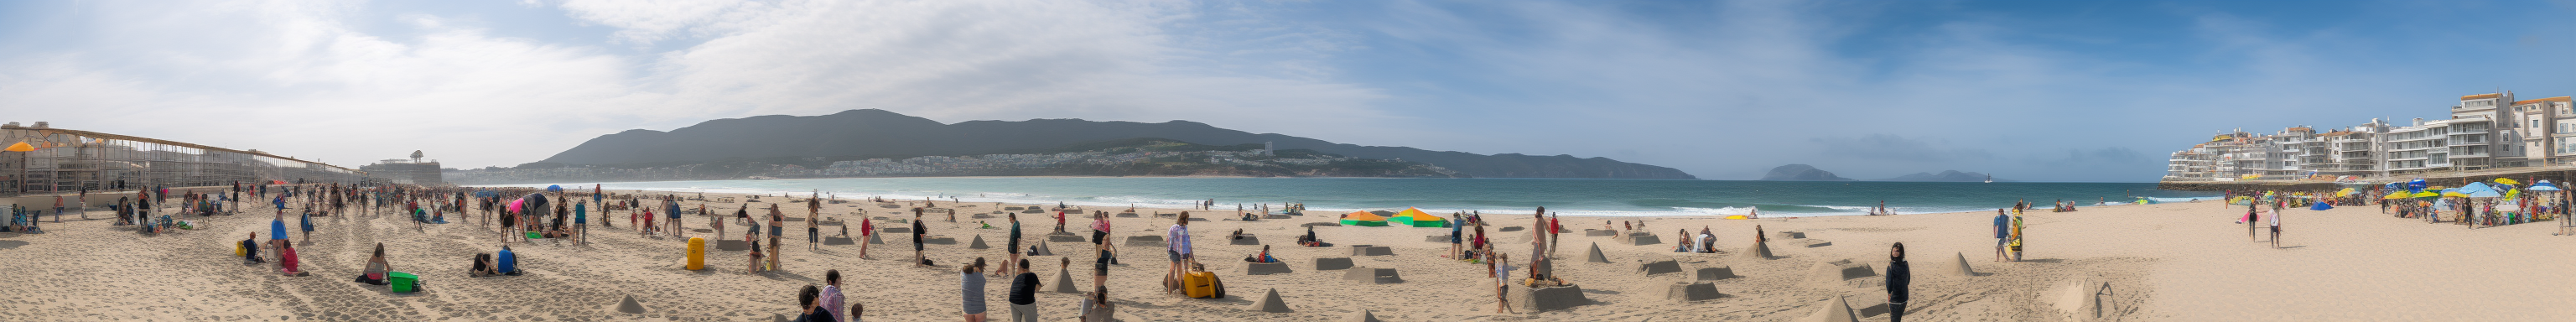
[2443,190,2470,198]
[2496,178,2521,185]
[2411,191,2440,199]
[2336,188,2356,197]
[2381,192,2411,200]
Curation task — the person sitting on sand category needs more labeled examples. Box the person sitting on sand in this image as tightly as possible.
[355,243,392,285]
[1227,229,1244,241]
[1078,285,1113,322]
[1672,229,1692,252]
[1298,225,1330,247]
[242,232,266,264]
[496,245,521,276]
[1244,245,1279,263]
[278,239,310,277]
[470,252,500,277]
[749,230,767,274]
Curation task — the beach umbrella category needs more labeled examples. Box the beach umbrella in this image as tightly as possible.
[2,142,30,152]
[2381,192,2411,200]
[2309,202,2333,210]
[2469,190,2502,199]
[2335,188,2356,197]
[2531,182,2562,191]
[2496,178,2521,185]
[2409,179,2428,192]
[547,184,564,193]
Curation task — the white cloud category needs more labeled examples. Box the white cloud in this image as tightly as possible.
[0,0,1397,169]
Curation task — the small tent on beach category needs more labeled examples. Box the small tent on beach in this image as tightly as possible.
[1340,211,1389,226]
[1389,208,1447,227]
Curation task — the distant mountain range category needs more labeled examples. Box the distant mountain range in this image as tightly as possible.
[1876,170,2010,182]
[530,109,1696,179]
[1758,164,2008,182]
[1759,164,1854,181]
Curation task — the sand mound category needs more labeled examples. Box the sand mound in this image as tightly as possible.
[1797,295,1857,322]
[968,236,989,249]
[716,239,748,251]
[1801,240,1833,248]
[1229,235,1260,246]
[1346,309,1383,322]
[2052,278,2116,321]
[822,236,854,246]
[1774,231,1806,240]
[1047,233,1084,242]
[614,295,645,314]
[866,233,883,245]
[923,236,956,245]
[1424,235,1447,242]
[1585,242,1612,263]
[1585,229,1617,236]
[1123,236,1164,247]
[1499,226,1524,231]
[1313,257,1354,271]
[1249,288,1292,313]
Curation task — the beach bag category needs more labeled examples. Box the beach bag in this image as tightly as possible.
[1184,272,1223,299]
[388,272,420,293]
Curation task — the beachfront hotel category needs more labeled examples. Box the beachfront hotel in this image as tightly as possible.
[2166,92,2576,182]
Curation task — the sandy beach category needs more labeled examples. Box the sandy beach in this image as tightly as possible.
[2,190,2570,321]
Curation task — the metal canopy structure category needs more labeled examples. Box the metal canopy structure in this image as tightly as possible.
[0,124,365,195]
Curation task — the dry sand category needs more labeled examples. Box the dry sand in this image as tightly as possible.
[1,190,2571,321]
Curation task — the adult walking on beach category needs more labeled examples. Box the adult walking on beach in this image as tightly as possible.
[858,216,873,259]
[1161,212,1194,296]
[1886,242,1911,322]
[1007,258,1041,322]
[1992,209,2010,262]
[962,257,991,322]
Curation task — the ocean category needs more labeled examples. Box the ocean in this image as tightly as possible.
[473,177,2220,217]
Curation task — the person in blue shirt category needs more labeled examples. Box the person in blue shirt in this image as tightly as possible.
[497,245,520,276]
[574,201,588,245]
[270,209,289,252]
[1991,209,2009,262]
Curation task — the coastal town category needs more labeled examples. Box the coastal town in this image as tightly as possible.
[2164,91,2576,183]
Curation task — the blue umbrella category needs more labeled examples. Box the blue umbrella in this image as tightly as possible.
[546,184,564,193]
[2309,202,2333,210]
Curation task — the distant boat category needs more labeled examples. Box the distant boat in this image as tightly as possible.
[749,176,780,180]
[1984,174,1992,184]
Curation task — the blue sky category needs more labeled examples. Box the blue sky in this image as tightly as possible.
[0,0,2569,182]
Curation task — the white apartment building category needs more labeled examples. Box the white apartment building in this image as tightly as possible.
[2166,91,2576,181]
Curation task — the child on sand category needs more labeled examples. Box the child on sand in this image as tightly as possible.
[1493,252,1516,314]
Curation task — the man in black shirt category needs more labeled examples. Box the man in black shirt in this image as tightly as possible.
[1008,259,1041,322]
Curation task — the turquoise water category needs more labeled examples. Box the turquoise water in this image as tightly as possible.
[475,178,2217,217]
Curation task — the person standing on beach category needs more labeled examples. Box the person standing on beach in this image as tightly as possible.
[962,257,990,322]
[574,200,587,245]
[821,270,847,322]
[2269,207,2283,248]
[808,194,823,251]
[1007,258,1040,322]
[768,204,786,272]
[1886,242,1911,322]
[1447,214,1465,258]
[1162,212,1194,296]
[1992,210,2010,262]
[1006,213,1023,276]
[1491,252,1517,314]
[858,216,873,259]
[914,208,930,267]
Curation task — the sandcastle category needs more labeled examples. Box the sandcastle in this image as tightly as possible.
[1696,267,1739,281]
[1046,231,1084,242]
[1740,241,1775,260]
[614,295,647,314]
[1248,288,1292,313]
[1585,229,1617,236]
[715,239,749,251]
[821,236,854,246]
[1341,267,1403,283]
[1624,231,1662,246]
[1664,282,1724,302]
[2052,278,2116,321]
[1774,231,1806,240]
[1801,240,1833,248]
[1026,242,1055,256]
[967,236,990,249]
[1244,262,1291,275]
[1805,259,1877,284]
[1123,235,1165,247]
[923,236,957,245]
[1348,245,1394,257]
[1637,259,1683,275]
[1498,226,1524,232]
[1796,296,1857,322]
[1052,267,1078,293]
[880,226,911,234]
[1509,283,1592,312]
[1229,235,1261,246]
[1950,252,1979,277]
[1312,257,1354,271]
[1345,309,1383,322]
[1585,242,1612,263]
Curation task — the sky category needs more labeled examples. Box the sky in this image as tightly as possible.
[0,0,2571,183]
